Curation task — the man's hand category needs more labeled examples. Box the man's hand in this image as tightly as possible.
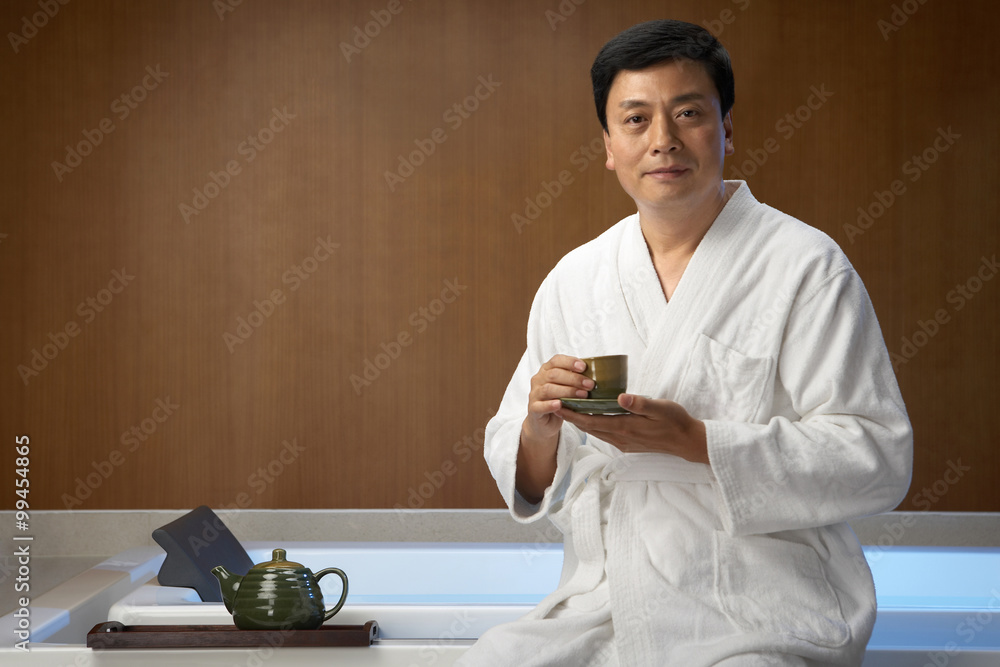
[524,355,595,442]
[516,355,595,503]
[559,394,709,465]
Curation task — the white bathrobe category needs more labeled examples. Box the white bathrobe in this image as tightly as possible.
[461,182,912,666]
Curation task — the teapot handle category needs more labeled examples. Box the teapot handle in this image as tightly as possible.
[314,567,349,621]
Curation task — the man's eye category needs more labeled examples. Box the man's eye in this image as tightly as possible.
[680,109,698,118]
[626,115,644,124]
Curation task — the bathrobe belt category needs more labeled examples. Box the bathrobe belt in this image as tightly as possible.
[533,449,717,620]
[562,449,716,548]
[601,452,716,485]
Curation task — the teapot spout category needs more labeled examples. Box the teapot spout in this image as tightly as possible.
[211,566,241,613]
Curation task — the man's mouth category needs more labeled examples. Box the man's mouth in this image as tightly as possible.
[645,166,689,179]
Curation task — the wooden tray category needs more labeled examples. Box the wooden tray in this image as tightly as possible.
[87,620,378,649]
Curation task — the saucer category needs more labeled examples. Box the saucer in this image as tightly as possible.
[559,398,630,415]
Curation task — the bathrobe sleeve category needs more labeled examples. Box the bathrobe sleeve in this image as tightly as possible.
[707,266,913,537]
[483,273,587,523]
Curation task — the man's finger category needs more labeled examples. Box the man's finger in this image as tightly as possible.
[618,393,642,413]
[531,398,567,415]
[546,354,586,373]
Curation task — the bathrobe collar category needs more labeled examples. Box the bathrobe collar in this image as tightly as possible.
[618,180,759,397]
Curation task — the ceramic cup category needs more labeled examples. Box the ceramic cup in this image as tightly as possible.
[580,355,628,400]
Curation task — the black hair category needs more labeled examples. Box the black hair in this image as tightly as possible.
[591,20,735,132]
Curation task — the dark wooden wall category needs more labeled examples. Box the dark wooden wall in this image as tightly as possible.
[2,0,996,512]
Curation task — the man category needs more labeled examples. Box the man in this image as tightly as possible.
[461,19,912,666]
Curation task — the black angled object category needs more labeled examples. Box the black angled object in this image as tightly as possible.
[151,505,254,602]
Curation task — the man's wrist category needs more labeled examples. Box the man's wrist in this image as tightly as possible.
[516,422,559,502]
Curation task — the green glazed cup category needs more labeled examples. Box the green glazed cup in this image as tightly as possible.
[581,355,628,400]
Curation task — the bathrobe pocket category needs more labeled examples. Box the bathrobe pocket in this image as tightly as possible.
[676,333,772,422]
[713,532,850,648]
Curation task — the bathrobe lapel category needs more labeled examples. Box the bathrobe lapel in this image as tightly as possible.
[622,184,760,402]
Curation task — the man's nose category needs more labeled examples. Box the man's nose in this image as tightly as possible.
[650,116,680,153]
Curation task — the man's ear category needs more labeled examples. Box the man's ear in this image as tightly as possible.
[604,130,615,170]
[723,110,734,156]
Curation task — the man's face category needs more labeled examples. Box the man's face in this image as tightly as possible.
[603,59,734,220]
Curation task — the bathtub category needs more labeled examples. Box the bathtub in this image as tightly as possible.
[106,541,560,641]
[3,541,1000,665]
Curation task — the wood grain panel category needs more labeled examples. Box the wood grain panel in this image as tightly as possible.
[1,0,996,512]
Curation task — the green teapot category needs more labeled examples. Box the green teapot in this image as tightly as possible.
[211,548,349,630]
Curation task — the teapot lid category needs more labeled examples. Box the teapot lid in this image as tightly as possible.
[251,548,305,570]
